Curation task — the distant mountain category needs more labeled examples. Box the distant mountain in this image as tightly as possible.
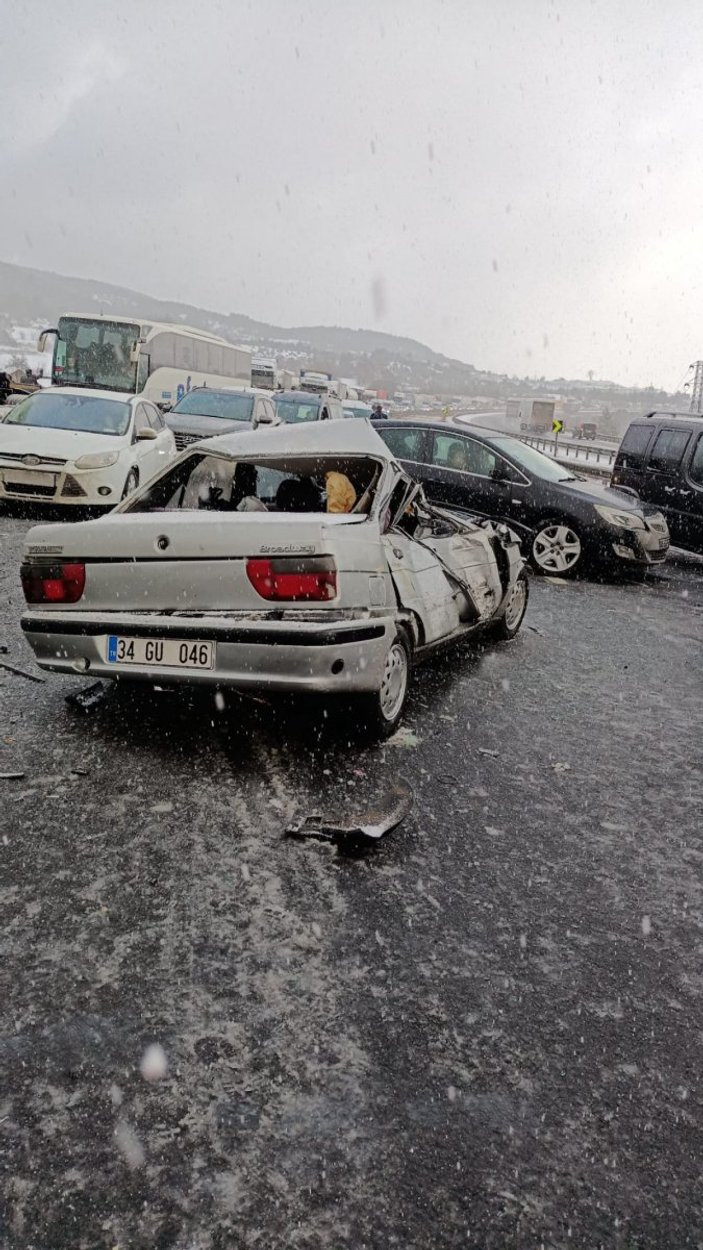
[0,260,686,410]
[0,260,473,393]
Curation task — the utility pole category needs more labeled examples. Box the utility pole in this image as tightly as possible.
[689,361,703,413]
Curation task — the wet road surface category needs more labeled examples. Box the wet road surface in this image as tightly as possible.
[1,513,702,1250]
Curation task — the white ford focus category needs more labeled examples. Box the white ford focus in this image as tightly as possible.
[0,387,176,507]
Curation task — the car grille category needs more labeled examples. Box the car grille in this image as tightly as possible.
[4,479,57,498]
[174,432,202,450]
[0,452,67,466]
[61,475,87,498]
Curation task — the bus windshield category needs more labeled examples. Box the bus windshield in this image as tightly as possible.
[54,317,139,392]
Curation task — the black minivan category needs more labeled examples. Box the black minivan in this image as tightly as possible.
[375,419,670,576]
[611,413,703,554]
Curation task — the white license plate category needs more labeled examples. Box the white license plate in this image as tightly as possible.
[107,636,215,669]
[2,470,57,487]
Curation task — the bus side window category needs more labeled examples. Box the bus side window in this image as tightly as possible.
[149,332,175,370]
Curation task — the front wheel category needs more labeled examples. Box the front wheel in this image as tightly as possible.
[355,632,411,738]
[530,519,583,576]
[121,468,139,500]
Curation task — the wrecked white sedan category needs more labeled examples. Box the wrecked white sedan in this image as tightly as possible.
[20,420,528,735]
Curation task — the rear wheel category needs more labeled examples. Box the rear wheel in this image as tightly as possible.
[356,632,411,738]
[531,519,583,576]
[490,571,529,640]
[121,468,139,500]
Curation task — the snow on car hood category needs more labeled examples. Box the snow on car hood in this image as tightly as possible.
[0,423,126,460]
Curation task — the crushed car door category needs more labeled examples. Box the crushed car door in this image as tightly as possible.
[420,511,505,626]
[381,478,461,643]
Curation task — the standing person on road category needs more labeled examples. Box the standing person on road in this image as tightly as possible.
[371,402,387,420]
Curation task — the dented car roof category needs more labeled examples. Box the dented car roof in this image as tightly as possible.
[187,417,398,462]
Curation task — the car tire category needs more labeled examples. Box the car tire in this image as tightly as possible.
[530,518,583,577]
[121,468,139,499]
[356,631,411,739]
[490,571,529,640]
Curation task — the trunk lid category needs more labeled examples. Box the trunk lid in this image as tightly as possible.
[23,511,384,613]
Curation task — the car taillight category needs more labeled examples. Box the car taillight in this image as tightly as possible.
[246,557,337,602]
[21,562,86,604]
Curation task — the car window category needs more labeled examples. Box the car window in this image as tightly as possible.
[134,404,152,434]
[145,403,164,430]
[431,433,497,477]
[379,427,425,461]
[688,434,703,487]
[619,424,652,456]
[648,428,691,472]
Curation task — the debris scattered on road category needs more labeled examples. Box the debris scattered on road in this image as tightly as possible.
[386,726,420,749]
[0,771,26,780]
[527,625,545,636]
[0,658,45,683]
[65,681,107,712]
[287,778,413,843]
[552,761,571,772]
[70,767,90,777]
[478,747,499,757]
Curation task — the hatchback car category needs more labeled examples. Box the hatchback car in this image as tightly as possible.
[274,390,344,423]
[375,420,669,576]
[0,387,176,507]
[611,412,703,555]
[343,401,374,419]
[164,387,279,452]
[20,420,527,737]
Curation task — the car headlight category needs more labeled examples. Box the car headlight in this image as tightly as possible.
[594,504,645,531]
[74,452,120,470]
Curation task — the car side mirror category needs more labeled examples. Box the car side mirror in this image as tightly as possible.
[136,427,158,440]
[491,464,511,485]
[156,401,172,413]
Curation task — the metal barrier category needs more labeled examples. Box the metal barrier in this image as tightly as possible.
[521,434,617,467]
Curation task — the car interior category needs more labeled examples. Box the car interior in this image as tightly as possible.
[125,453,384,515]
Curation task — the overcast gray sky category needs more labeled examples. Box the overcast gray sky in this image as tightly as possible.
[2,0,702,388]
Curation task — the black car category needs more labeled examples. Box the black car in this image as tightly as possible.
[274,390,344,423]
[165,387,278,451]
[374,420,670,576]
[611,412,703,555]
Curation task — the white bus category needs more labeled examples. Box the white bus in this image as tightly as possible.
[38,315,252,405]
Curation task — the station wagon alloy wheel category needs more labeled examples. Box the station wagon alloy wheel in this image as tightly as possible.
[531,522,582,575]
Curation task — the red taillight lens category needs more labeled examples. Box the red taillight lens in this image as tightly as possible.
[21,562,86,604]
[246,557,337,602]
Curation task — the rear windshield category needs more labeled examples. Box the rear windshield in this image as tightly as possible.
[170,391,254,421]
[4,392,130,435]
[274,399,321,423]
[124,452,383,515]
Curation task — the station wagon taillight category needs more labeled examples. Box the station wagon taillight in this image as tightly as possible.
[246,557,337,602]
[21,562,86,604]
